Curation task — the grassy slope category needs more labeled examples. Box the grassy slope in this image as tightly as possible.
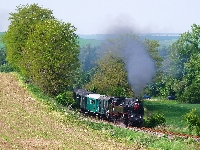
[0,72,199,150]
[0,72,141,150]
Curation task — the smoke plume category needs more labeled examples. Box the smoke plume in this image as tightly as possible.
[121,37,155,96]
[104,21,156,96]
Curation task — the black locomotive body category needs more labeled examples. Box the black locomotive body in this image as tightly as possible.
[73,89,144,127]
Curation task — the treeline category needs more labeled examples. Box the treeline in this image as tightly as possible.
[148,24,200,103]
[1,3,199,104]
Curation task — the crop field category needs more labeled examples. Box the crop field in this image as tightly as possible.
[0,72,144,149]
[0,72,199,150]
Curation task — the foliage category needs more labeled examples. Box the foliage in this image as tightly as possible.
[0,47,13,72]
[84,33,161,96]
[144,113,166,128]
[23,19,79,96]
[85,52,133,97]
[144,39,162,68]
[0,63,14,72]
[0,47,6,65]
[148,24,200,102]
[72,44,99,89]
[73,68,96,89]
[2,3,55,72]
[169,24,200,103]
[55,91,77,107]
[184,109,200,135]
[2,4,80,96]
[79,44,99,71]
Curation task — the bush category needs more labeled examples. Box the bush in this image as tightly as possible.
[0,63,14,72]
[144,113,166,128]
[55,91,77,108]
[184,109,200,135]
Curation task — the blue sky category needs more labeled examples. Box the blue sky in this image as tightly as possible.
[1,0,200,34]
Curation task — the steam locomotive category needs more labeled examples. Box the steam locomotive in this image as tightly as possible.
[73,89,144,127]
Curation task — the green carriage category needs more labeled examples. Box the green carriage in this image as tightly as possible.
[85,94,101,114]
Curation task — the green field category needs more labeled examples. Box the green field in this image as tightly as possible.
[144,99,200,134]
[78,38,103,48]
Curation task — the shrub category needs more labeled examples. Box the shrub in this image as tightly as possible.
[144,113,166,128]
[55,91,77,108]
[0,63,14,72]
[184,109,200,135]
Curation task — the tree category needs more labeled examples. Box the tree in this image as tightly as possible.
[2,4,80,96]
[85,33,160,97]
[144,39,162,68]
[2,3,55,74]
[0,47,6,65]
[84,52,133,97]
[164,24,200,103]
[79,44,98,71]
[24,19,79,96]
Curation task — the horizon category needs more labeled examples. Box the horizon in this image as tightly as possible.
[1,1,200,34]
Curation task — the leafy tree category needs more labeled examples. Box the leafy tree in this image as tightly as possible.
[179,55,200,103]
[85,33,161,97]
[144,39,162,68]
[2,4,80,96]
[0,47,13,72]
[0,47,6,65]
[74,44,99,89]
[79,44,98,71]
[24,19,79,96]
[168,24,200,103]
[85,52,133,97]
[2,3,55,74]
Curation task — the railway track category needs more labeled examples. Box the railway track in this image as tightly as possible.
[127,126,200,143]
[84,114,200,143]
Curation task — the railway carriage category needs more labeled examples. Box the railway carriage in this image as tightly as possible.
[73,89,144,127]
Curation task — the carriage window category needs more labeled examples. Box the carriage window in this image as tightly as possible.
[105,101,108,108]
[90,100,95,104]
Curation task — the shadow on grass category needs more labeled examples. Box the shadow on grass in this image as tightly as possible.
[144,100,200,127]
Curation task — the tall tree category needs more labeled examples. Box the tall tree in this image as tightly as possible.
[79,44,98,71]
[2,3,55,74]
[2,4,79,96]
[24,19,79,96]
[165,24,200,103]
[85,52,133,97]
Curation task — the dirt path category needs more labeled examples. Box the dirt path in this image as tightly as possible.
[0,73,143,150]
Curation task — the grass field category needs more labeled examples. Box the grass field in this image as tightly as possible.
[78,38,103,48]
[0,72,199,150]
[144,99,200,134]
[0,72,144,149]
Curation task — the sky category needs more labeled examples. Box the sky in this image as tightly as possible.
[1,0,200,35]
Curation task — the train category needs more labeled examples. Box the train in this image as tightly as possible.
[73,89,144,127]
